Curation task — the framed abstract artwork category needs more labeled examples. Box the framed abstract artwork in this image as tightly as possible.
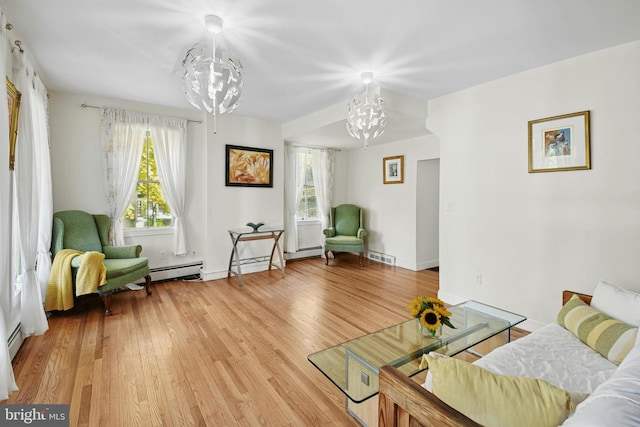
[225,144,273,187]
[528,111,590,173]
[383,155,404,184]
[7,77,21,171]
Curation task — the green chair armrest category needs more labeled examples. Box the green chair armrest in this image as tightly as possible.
[323,227,336,238]
[103,245,142,259]
[357,228,367,239]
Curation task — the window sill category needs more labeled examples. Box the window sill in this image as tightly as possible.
[123,227,174,238]
[296,219,322,225]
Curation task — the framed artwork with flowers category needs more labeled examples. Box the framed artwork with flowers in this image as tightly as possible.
[225,144,273,187]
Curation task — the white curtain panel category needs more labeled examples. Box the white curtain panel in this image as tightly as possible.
[149,115,188,256]
[311,148,335,231]
[0,7,18,400]
[15,54,49,338]
[283,144,306,253]
[30,69,53,301]
[100,108,146,245]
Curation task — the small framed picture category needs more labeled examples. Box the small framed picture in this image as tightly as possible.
[383,155,404,184]
[225,144,273,187]
[528,111,590,173]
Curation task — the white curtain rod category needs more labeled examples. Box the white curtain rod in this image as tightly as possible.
[286,142,341,152]
[81,103,202,124]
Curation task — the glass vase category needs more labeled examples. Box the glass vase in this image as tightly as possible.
[418,321,442,338]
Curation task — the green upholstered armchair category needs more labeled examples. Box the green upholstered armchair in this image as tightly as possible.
[323,204,367,266]
[51,210,152,315]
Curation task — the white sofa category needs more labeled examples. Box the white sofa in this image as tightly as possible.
[378,282,640,427]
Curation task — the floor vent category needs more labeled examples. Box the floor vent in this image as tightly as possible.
[367,251,396,266]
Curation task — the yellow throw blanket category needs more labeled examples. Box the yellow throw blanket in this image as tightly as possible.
[45,249,108,311]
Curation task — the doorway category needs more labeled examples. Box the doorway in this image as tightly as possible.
[416,159,439,269]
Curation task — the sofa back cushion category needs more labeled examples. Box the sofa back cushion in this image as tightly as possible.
[558,294,638,365]
[591,280,640,327]
[425,353,572,427]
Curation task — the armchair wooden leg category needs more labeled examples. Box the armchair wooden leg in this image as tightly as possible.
[100,292,113,316]
[144,275,152,296]
[324,250,330,265]
[359,252,364,266]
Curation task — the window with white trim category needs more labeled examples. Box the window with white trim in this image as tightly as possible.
[123,132,173,228]
[295,151,318,220]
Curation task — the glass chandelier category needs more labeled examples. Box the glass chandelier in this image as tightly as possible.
[182,15,243,133]
[346,71,387,150]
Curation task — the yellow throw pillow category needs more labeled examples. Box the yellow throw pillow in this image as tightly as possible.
[557,294,638,365]
[425,353,572,427]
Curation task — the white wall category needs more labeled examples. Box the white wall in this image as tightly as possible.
[432,40,640,330]
[347,135,440,270]
[201,114,284,280]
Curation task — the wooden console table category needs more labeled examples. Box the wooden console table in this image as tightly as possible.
[227,227,285,286]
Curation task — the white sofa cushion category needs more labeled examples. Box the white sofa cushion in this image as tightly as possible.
[473,323,617,405]
[561,337,640,426]
[591,280,640,327]
[423,323,617,405]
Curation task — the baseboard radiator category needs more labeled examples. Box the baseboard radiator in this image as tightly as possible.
[8,323,23,360]
[145,261,203,282]
[285,246,323,260]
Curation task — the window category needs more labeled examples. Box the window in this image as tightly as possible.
[123,132,172,228]
[295,151,318,220]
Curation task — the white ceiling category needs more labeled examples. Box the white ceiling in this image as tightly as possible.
[2,0,640,149]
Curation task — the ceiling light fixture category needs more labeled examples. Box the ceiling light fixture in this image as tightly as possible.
[182,14,243,133]
[346,71,387,150]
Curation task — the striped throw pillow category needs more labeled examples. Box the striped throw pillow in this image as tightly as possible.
[557,294,637,365]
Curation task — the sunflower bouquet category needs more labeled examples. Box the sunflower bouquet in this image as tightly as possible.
[408,296,455,337]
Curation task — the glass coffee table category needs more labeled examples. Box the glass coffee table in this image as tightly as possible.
[308,300,526,426]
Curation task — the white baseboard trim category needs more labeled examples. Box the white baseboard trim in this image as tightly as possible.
[416,259,439,270]
[200,260,287,282]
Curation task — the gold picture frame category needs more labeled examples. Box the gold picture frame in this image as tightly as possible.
[383,155,404,184]
[7,77,21,171]
[528,111,590,173]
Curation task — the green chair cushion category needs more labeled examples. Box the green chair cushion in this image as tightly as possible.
[103,258,149,279]
[325,235,363,246]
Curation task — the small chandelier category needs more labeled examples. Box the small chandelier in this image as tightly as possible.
[182,15,243,133]
[346,71,387,150]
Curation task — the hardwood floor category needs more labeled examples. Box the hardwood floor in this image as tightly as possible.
[4,255,523,426]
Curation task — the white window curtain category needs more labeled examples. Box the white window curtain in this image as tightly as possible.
[15,54,50,338]
[100,109,147,245]
[30,69,53,302]
[283,144,306,253]
[311,148,335,231]
[0,8,18,400]
[149,116,188,256]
